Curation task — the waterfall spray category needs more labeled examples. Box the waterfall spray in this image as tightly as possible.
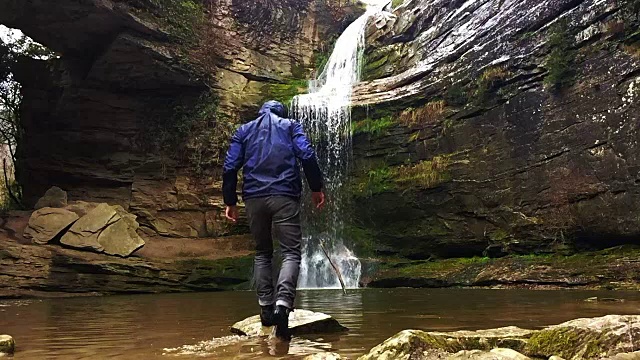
[292,2,387,289]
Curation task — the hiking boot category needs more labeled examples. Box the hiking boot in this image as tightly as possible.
[273,305,291,341]
[260,304,275,327]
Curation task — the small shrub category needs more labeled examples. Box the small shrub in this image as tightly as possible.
[395,156,451,189]
[352,116,394,136]
[544,19,576,90]
[476,66,512,101]
[444,82,468,107]
[398,100,446,127]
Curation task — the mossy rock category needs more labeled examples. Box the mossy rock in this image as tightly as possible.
[524,315,640,359]
[0,335,15,355]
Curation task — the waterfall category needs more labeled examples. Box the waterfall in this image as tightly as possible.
[292,2,387,289]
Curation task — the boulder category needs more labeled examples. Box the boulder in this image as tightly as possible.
[98,206,145,257]
[64,201,99,217]
[447,349,531,360]
[60,203,144,257]
[524,315,640,360]
[0,335,14,355]
[303,352,343,360]
[34,186,67,209]
[23,207,79,244]
[231,309,348,337]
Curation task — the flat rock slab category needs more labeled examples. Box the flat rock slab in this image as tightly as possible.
[23,207,79,244]
[0,334,15,355]
[231,309,348,337]
[303,352,343,360]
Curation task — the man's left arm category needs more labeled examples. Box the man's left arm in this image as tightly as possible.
[222,128,244,222]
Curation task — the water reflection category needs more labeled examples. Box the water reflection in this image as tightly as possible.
[3,289,640,359]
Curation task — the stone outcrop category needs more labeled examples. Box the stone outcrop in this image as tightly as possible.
[23,207,79,244]
[60,203,144,257]
[0,0,359,240]
[358,315,640,360]
[34,186,67,209]
[347,0,640,259]
[231,309,348,337]
[0,335,14,356]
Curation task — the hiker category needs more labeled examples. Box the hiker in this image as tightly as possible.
[222,100,326,340]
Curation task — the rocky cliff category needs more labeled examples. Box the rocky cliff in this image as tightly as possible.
[348,0,640,263]
[0,0,360,238]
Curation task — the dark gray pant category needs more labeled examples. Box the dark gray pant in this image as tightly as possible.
[245,196,302,309]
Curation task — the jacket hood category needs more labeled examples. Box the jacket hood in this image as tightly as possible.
[259,100,286,117]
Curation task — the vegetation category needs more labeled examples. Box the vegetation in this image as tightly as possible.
[132,0,205,41]
[395,156,451,189]
[444,81,468,107]
[261,79,308,107]
[398,100,446,127]
[352,116,394,136]
[0,31,55,209]
[475,66,512,101]
[544,19,576,90]
[392,0,404,8]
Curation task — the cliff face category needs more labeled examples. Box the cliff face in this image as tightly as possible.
[0,0,359,238]
[349,0,640,259]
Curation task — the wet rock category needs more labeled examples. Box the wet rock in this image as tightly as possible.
[524,315,640,359]
[231,309,348,337]
[584,297,624,303]
[34,186,67,209]
[0,335,15,355]
[447,349,531,360]
[60,203,144,257]
[605,352,640,360]
[303,352,343,360]
[23,207,79,244]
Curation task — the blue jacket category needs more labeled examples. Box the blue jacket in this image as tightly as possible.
[222,100,323,206]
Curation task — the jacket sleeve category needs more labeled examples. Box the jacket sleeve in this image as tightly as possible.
[222,128,245,206]
[291,122,324,192]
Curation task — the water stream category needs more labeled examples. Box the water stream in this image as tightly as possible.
[292,1,388,289]
[4,289,640,359]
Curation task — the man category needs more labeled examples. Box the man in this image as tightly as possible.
[222,100,325,340]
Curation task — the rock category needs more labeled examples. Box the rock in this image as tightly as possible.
[34,186,67,209]
[0,335,14,355]
[605,352,640,360]
[23,207,79,244]
[64,201,99,217]
[303,352,343,360]
[231,309,348,337]
[549,357,566,360]
[60,203,116,252]
[446,349,531,360]
[524,315,640,359]
[357,327,533,359]
[98,206,145,257]
[584,297,624,302]
[60,203,144,256]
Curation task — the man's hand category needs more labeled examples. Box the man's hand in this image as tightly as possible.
[225,205,239,222]
[312,192,326,210]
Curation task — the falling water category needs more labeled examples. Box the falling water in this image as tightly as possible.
[292,2,387,289]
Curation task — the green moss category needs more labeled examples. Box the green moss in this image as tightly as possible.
[444,82,468,107]
[391,0,404,8]
[525,328,607,359]
[352,116,394,136]
[352,167,396,198]
[395,156,451,189]
[544,19,576,90]
[131,0,204,41]
[261,79,308,107]
[475,66,512,102]
[344,225,377,256]
[489,229,510,242]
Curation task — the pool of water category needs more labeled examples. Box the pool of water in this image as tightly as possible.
[3,289,640,359]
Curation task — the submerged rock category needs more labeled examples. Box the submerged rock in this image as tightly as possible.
[0,335,15,355]
[231,309,348,337]
[23,207,79,244]
[303,352,343,360]
[34,186,67,209]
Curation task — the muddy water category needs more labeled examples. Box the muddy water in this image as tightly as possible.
[3,289,640,359]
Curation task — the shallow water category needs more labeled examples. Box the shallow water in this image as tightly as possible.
[3,289,640,359]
